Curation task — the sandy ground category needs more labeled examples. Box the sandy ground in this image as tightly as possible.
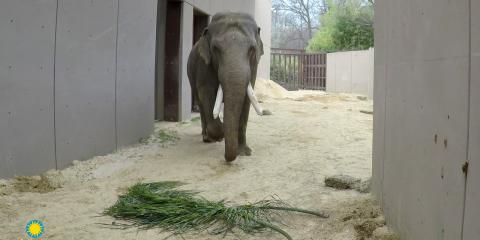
[0,80,394,240]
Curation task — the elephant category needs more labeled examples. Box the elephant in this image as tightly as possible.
[187,12,266,162]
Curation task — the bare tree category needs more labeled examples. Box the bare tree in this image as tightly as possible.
[273,0,327,39]
[272,0,328,49]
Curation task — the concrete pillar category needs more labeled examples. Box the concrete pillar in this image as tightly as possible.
[373,0,471,239]
[255,0,272,79]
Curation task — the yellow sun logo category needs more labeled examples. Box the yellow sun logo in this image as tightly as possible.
[25,220,44,239]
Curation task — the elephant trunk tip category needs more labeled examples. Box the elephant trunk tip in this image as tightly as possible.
[225,152,237,162]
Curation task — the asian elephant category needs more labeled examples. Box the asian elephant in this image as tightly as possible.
[187,12,265,162]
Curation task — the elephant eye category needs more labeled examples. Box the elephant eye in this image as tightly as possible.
[248,46,256,56]
[211,45,221,57]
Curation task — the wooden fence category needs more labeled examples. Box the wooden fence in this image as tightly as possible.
[270,48,326,90]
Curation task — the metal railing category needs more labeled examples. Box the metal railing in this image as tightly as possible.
[270,48,326,90]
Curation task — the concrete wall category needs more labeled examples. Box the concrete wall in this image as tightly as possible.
[116,0,157,147]
[373,1,479,239]
[0,0,157,178]
[184,0,255,18]
[0,0,57,177]
[326,48,374,98]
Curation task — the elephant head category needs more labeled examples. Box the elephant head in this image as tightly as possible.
[196,13,264,162]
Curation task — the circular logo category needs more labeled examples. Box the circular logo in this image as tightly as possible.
[25,220,44,239]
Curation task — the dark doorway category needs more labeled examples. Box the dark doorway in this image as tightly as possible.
[155,0,166,121]
[162,1,182,122]
[193,10,209,45]
[191,10,209,112]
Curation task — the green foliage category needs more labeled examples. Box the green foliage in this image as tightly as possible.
[104,181,328,240]
[139,129,179,145]
[307,0,373,52]
[270,56,300,90]
[190,116,201,122]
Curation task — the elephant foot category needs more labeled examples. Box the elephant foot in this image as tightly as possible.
[237,144,252,156]
[203,135,215,143]
[207,124,224,142]
[202,134,224,143]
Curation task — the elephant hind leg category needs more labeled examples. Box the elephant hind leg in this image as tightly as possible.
[193,90,209,141]
[196,99,207,136]
[237,144,252,156]
[199,107,211,143]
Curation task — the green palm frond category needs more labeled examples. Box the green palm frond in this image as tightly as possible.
[104,181,328,240]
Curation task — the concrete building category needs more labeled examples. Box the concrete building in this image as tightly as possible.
[373,1,479,239]
[0,0,271,178]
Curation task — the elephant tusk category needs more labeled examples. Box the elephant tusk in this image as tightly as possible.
[213,85,223,119]
[247,83,263,116]
[219,103,224,120]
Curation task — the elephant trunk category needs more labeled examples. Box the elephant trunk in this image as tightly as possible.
[222,79,246,162]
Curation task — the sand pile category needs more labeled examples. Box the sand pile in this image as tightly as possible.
[254,78,290,100]
[255,78,332,102]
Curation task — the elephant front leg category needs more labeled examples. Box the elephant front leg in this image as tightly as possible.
[198,87,224,143]
[237,100,252,156]
[199,102,222,143]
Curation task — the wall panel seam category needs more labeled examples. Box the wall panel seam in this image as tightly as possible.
[53,0,60,170]
[461,0,472,238]
[381,0,389,205]
[350,52,353,93]
[114,0,120,150]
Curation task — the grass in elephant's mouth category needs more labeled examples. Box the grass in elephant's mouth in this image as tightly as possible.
[103,181,329,240]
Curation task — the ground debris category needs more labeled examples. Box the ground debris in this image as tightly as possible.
[357,96,368,101]
[373,226,399,240]
[355,178,372,193]
[0,180,13,196]
[325,175,371,193]
[360,110,373,115]
[332,198,399,240]
[12,173,61,193]
[354,219,383,239]
[325,175,361,190]
[340,200,381,222]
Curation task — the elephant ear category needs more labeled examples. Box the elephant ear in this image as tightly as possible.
[256,27,264,59]
[197,28,211,65]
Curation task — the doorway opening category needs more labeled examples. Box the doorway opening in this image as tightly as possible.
[191,10,209,113]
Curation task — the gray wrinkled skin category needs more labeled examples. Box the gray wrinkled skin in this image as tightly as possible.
[187,12,264,162]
